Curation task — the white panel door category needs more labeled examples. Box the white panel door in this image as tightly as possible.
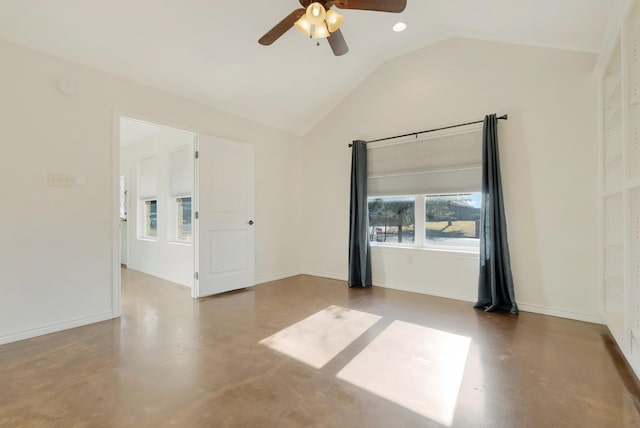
[194,135,255,297]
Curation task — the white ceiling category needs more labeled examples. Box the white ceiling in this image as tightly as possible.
[0,0,619,136]
[120,117,162,147]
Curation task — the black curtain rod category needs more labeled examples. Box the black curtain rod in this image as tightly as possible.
[348,114,508,147]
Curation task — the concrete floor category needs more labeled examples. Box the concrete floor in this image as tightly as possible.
[1,269,639,427]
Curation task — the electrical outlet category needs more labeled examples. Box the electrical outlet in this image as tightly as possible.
[47,173,74,188]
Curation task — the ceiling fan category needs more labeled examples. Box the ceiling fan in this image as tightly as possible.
[258,0,407,56]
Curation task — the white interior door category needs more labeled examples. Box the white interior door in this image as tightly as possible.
[194,135,255,297]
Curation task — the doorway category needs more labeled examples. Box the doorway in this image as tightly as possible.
[119,117,196,290]
[113,114,256,313]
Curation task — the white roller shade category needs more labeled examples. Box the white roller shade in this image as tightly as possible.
[367,128,482,196]
[170,146,194,196]
[138,156,157,199]
[368,168,481,197]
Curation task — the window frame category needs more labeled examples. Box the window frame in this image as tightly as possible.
[141,198,158,240]
[368,193,480,254]
[119,175,127,220]
[174,195,193,243]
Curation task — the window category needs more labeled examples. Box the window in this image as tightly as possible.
[368,197,415,245]
[138,155,158,239]
[368,193,480,252]
[176,196,192,241]
[366,127,483,253]
[425,193,480,251]
[144,199,158,238]
[119,175,127,220]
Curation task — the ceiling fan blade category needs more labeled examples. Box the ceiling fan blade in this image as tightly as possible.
[328,29,349,56]
[259,8,306,46]
[333,0,406,13]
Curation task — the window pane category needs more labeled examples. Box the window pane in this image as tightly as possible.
[119,175,127,219]
[177,197,192,241]
[368,197,415,245]
[425,193,480,250]
[145,200,157,238]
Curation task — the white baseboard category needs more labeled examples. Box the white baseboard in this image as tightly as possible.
[1,277,599,347]
[376,281,602,324]
[300,269,347,282]
[373,278,477,303]
[125,263,142,272]
[301,270,476,302]
[0,312,115,346]
[255,271,301,285]
[299,271,602,324]
[517,302,603,324]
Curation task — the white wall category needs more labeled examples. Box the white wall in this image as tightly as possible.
[301,38,601,323]
[0,35,601,345]
[121,126,195,287]
[0,38,302,344]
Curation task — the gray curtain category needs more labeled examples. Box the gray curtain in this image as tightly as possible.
[348,140,372,287]
[474,114,518,314]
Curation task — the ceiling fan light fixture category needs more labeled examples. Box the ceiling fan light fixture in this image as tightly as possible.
[325,10,344,33]
[311,22,330,39]
[261,0,407,56]
[306,2,326,25]
[294,15,312,37]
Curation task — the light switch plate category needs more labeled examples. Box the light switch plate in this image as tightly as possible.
[47,173,74,188]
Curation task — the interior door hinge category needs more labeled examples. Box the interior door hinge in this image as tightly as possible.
[195,272,199,280]
[194,151,199,159]
[195,211,199,219]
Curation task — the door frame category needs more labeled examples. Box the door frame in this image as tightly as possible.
[111,109,200,317]
[193,134,200,298]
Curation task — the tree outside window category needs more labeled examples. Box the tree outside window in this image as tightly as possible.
[368,197,415,244]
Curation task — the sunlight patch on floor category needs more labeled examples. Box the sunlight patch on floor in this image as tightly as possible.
[337,320,471,426]
[259,305,381,369]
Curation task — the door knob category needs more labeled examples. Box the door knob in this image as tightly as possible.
[248,220,254,225]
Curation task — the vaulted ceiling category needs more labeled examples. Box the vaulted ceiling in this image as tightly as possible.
[0,0,619,135]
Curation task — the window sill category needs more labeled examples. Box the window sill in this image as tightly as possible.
[169,240,193,247]
[137,237,157,242]
[370,243,479,257]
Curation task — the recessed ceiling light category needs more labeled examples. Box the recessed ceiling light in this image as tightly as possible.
[393,22,407,32]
